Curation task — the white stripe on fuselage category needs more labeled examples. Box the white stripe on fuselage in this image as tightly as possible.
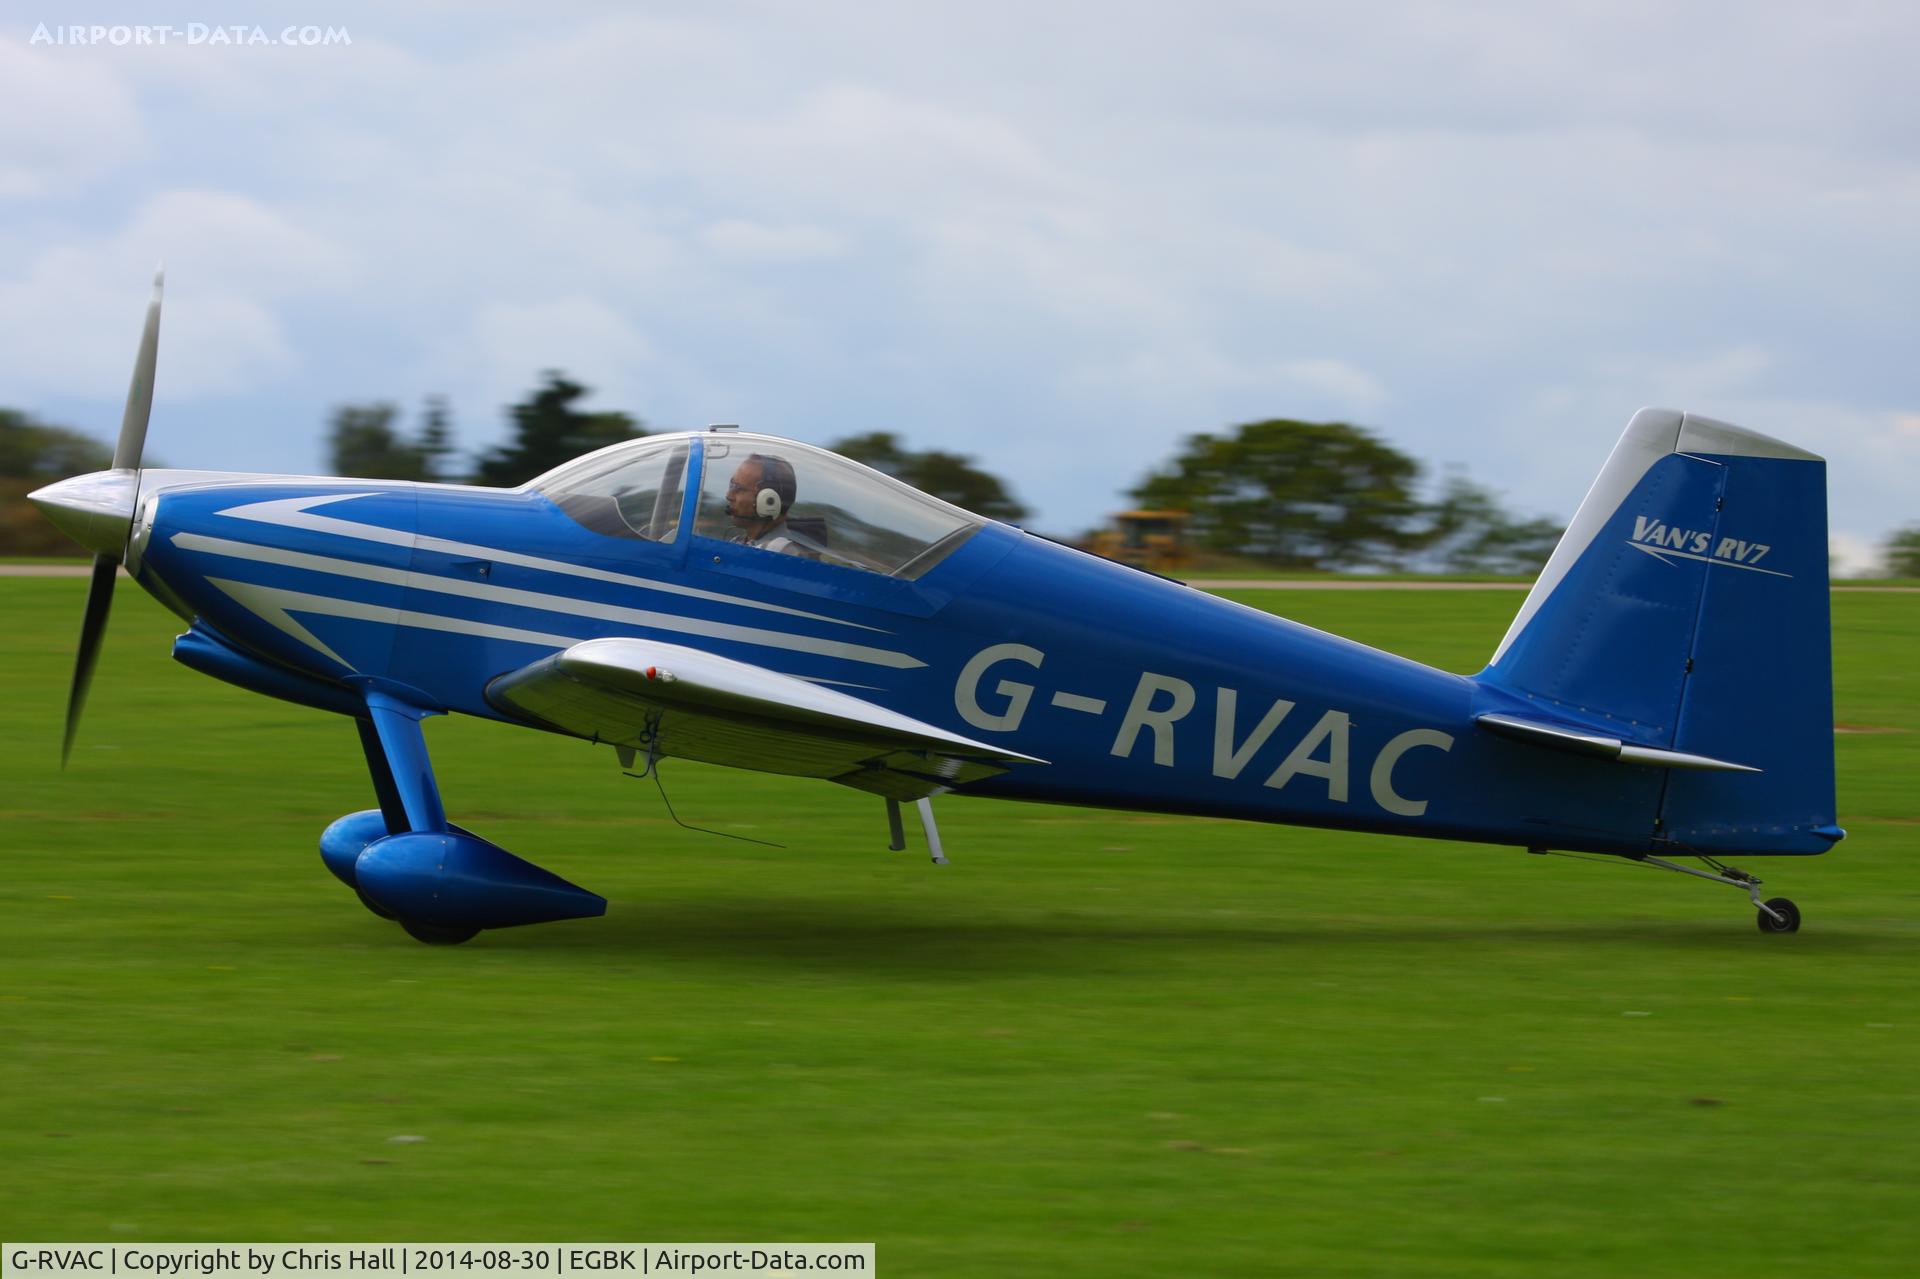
[173,531,925,669]
[213,492,889,633]
[205,577,357,667]
[207,578,583,662]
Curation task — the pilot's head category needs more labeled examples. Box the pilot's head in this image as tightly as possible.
[726,454,797,530]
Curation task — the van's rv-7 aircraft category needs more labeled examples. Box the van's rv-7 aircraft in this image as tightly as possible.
[32,277,1841,943]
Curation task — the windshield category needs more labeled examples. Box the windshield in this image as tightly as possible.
[533,438,690,541]
[694,435,979,578]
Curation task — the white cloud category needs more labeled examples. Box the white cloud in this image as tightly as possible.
[0,190,350,399]
[4,2,1918,542]
[0,262,292,400]
[425,296,662,434]
[0,37,143,196]
[1270,358,1390,413]
[1600,346,1776,405]
[1061,341,1385,406]
[706,83,1064,209]
[122,189,357,296]
[699,220,847,261]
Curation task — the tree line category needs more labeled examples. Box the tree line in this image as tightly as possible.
[1,408,120,555]
[323,370,1030,520]
[7,380,1918,576]
[1129,419,1565,574]
[322,371,1554,571]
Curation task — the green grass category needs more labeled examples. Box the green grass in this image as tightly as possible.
[3,580,1917,1275]
[1179,559,1535,582]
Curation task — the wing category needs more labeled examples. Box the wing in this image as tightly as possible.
[486,637,1045,800]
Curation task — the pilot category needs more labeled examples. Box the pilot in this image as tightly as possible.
[724,453,819,558]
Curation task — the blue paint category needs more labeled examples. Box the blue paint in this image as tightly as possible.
[354,829,606,929]
[362,689,448,834]
[1656,453,1837,854]
[319,809,389,888]
[172,621,362,717]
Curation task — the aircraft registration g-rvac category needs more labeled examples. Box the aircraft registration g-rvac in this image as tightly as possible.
[34,276,1842,943]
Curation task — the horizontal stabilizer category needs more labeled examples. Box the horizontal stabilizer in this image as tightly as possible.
[487,637,1044,799]
[1475,713,1759,773]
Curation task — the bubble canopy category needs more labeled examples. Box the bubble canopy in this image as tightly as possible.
[529,432,984,579]
[530,435,691,542]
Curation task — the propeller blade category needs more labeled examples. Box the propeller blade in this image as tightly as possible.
[112,266,163,471]
[62,553,120,768]
[61,270,162,763]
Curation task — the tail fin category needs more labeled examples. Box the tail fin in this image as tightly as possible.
[1478,408,1840,855]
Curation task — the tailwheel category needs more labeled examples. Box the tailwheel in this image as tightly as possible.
[1757,897,1801,934]
[401,919,481,945]
[1641,854,1804,933]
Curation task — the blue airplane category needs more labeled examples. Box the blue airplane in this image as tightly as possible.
[33,278,1841,943]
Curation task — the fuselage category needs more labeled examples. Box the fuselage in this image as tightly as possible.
[107,434,1687,859]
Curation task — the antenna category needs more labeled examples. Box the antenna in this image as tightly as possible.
[624,755,785,848]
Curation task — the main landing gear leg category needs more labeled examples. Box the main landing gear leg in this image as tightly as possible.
[325,690,606,944]
[358,691,479,945]
[917,798,949,866]
[1641,855,1801,934]
[362,690,449,834]
[882,797,947,864]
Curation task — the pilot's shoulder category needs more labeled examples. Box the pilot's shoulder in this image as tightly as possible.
[758,532,819,560]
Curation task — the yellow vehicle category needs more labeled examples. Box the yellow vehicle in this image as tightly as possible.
[1086,509,1190,573]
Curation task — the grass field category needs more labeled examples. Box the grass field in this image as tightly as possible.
[3,578,1916,1275]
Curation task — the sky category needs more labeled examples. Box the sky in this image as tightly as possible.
[3,1,1917,569]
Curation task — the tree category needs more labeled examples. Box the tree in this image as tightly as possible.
[0,408,113,479]
[0,409,116,554]
[1131,419,1427,570]
[831,430,1028,521]
[418,395,457,481]
[326,398,464,481]
[473,372,644,488]
[832,431,912,477]
[327,403,426,480]
[1886,525,1920,579]
[1416,472,1564,575]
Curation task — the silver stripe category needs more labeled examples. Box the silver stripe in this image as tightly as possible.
[793,675,888,691]
[1492,408,1820,664]
[1489,408,1683,664]
[1625,540,1792,578]
[1677,413,1823,462]
[209,577,583,655]
[175,531,924,669]
[214,492,890,633]
[205,577,357,667]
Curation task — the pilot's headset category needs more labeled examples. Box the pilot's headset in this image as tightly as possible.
[748,454,796,521]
